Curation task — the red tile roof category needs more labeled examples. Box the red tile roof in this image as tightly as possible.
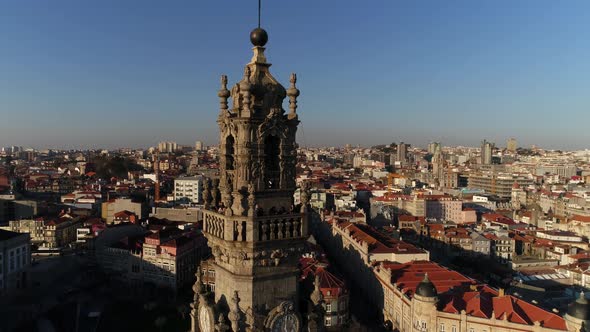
[336,222,426,255]
[299,257,347,297]
[381,261,567,330]
[399,215,425,223]
[381,261,475,297]
[114,210,136,218]
[572,215,590,223]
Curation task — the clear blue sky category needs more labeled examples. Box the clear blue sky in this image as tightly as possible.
[1,0,589,150]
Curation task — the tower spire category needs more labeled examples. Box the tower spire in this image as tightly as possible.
[197,10,305,330]
[258,0,261,28]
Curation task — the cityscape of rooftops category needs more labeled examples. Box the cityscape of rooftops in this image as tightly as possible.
[2,1,590,332]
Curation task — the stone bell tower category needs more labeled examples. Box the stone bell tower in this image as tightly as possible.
[192,25,310,332]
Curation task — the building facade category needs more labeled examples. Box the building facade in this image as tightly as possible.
[0,229,30,295]
[424,195,462,222]
[158,141,178,153]
[101,198,144,225]
[468,172,534,198]
[96,229,207,291]
[376,260,570,332]
[6,214,81,248]
[174,176,203,204]
[507,138,517,152]
[480,139,494,165]
[300,257,350,330]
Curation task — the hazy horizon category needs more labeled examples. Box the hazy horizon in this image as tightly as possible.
[2,1,590,150]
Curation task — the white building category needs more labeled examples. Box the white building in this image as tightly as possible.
[158,141,178,153]
[174,176,203,204]
[536,230,583,243]
[195,141,204,151]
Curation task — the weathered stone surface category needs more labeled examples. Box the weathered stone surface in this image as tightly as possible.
[195,27,308,331]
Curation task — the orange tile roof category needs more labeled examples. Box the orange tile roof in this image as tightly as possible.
[381,261,475,297]
[336,221,426,255]
[299,258,347,297]
[572,215,590,223]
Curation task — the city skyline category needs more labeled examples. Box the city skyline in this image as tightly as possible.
[2,0,590,150]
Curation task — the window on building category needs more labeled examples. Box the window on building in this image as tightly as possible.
[451,326,457,332]
[469,328,474,332]
[440,323,445,332]
[324,317,331,326]
[325,303,332,313]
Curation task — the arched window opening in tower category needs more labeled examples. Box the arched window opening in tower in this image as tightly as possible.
[226,135,235,170]
[264,134,280,189]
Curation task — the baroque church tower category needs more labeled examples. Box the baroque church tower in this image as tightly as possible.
[191,25,317,332]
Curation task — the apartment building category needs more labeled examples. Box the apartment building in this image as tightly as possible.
[0,230,31,295]
[173,176,203,204]
[468,172,534,198]
[6,213,81,248]
[97,228,208,290]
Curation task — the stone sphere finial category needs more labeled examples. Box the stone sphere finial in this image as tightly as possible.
[250,28,268,47]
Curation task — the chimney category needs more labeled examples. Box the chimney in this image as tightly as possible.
[498,288,505,297]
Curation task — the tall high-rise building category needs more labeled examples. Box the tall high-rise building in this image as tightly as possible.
[506,137,517,152]
[397,142,408,162]
[427,142,439,154]
[432,142,444,180]
[480,139,494,165]
[191,25,317,332]
[195,140,204,151]
[157,141,177,153]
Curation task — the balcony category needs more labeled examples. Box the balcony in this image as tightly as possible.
[202,210,305,243]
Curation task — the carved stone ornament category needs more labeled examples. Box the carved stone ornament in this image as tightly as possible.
[258,109,288,140]
[192,266,205,300]
[251,160,262,180]
[228,291,241,332]
[264,301,301,332]
[198,301,216,332]
[212,246,222,258]
[215,313,230,332]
